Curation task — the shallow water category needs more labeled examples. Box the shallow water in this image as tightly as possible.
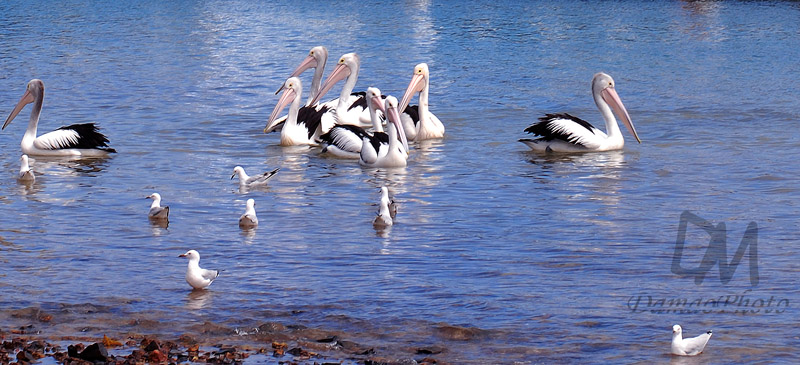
[1,0,799,362]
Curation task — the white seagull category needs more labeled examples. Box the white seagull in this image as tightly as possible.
[318,87,386,159]
[231,166,280,186]
[3,79,115,157]
[520,72,641,153]
[239,198,258,228]
[266,46,332,133]
[178,250,220,290]
[373,186,395,227]
[18,155,35,182]
[146,193,170,220]
[359,96,409,168]
[398,63,445,141]
[671,324,712,356]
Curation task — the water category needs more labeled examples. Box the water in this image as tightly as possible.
[1,0,799,362]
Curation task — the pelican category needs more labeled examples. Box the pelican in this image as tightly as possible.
[231,166,280,186]
[520,73,641,153]
[360,96,409,168]
[307,53,373,128]
[671,325,712,356]
[266,46,332,133]
[146,193,170,220]
[398,63,444,141]
[266,77,329,146]
[373,186,394,227]
[239,198,258,228]
[3,79,115,157]
[18,155,35,182]
[178,250,220,290]
[318,87,386,159]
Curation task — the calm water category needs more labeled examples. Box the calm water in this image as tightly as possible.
[1,0,799,362]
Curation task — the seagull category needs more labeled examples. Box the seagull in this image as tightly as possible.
[239,198,258,228]
[178,250,220,290]
[231,166,280,186]
[146,193,170,220]
[373,186,394,227]
[671,324,712,356]
[18,155,35,182]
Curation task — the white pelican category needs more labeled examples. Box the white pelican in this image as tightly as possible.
[398,63,444,141]
[3,79,115,157]
[265,46,333,133]
[178,250,220,290]
[239,198,258,228]
[373,186,394,227]
[266,77,329,146]
[360,96,409,168]
[307,53,373,128]
[318,87,386,159]
[671,325,712,356]
[18,155,35,182]
[146,193,170,220]
[231,166,280,186]
[519,73,641,153]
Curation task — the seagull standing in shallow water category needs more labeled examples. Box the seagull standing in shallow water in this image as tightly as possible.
[671,324,712,356]
[239,198,258,228]
[231,166,279,186]
[178,250,220,290]
[146,193,170,220]
[18,155,34,182]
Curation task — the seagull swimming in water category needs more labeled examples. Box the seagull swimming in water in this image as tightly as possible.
[239,198,258,228]
[231,166,280,186]
[373,186,394,227]
[146,193,170,220]
[18,155,34,182]
[671,324,712,356]
[178,250,220,290]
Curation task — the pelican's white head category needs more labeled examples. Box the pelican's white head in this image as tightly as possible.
[310,53,360,106]
[4,79,45,130]
[399,63,430,113]
[275,45,329,95]
[265,77,303,133]
[591,72,640,143]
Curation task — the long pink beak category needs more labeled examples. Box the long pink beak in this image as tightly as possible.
[275,55,317,95]
[398,73,425,114]
[309,63,350,106]
[386,103,409,153]
[3,90,35,130]
[265,87,297,133]
[601,87,640,143]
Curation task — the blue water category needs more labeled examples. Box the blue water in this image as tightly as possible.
[1,0,799,362]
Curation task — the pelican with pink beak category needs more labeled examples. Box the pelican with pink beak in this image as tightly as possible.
[266,46,333,134]
[520,73,641,152]
[266,77,327,146]
[398,63,444,141]
[3,79,115,157]
[359,96,410,168]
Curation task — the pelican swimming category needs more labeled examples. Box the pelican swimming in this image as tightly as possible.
[3,79,115,157]
[239,198,258,228]
[18,155,35,182]
[266,46,333,133]
[231,166,280,186]
[373,186,394,227]
[318,87,386,159]
[360,96,409,168]
[178,250,220,290]
[398,63,444,141]
[520,73,641,153]
[266,77,329,146]
[146,193,170,220]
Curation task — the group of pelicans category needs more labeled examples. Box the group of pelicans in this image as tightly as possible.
[1,46,717,358]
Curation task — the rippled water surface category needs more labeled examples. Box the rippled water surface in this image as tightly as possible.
[1,0,799,362]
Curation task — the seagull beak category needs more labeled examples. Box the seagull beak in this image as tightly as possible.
[398,73,425,114]
[230,173,236,180]
[275,55,317,95]
[601,87,640,143]
[264,86,297,133]
[309,63,350,106]
[3,89,35,130]
[178,253,186,257]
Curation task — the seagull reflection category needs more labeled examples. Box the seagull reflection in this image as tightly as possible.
[186,289,213,310]
[240,227,257,244]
